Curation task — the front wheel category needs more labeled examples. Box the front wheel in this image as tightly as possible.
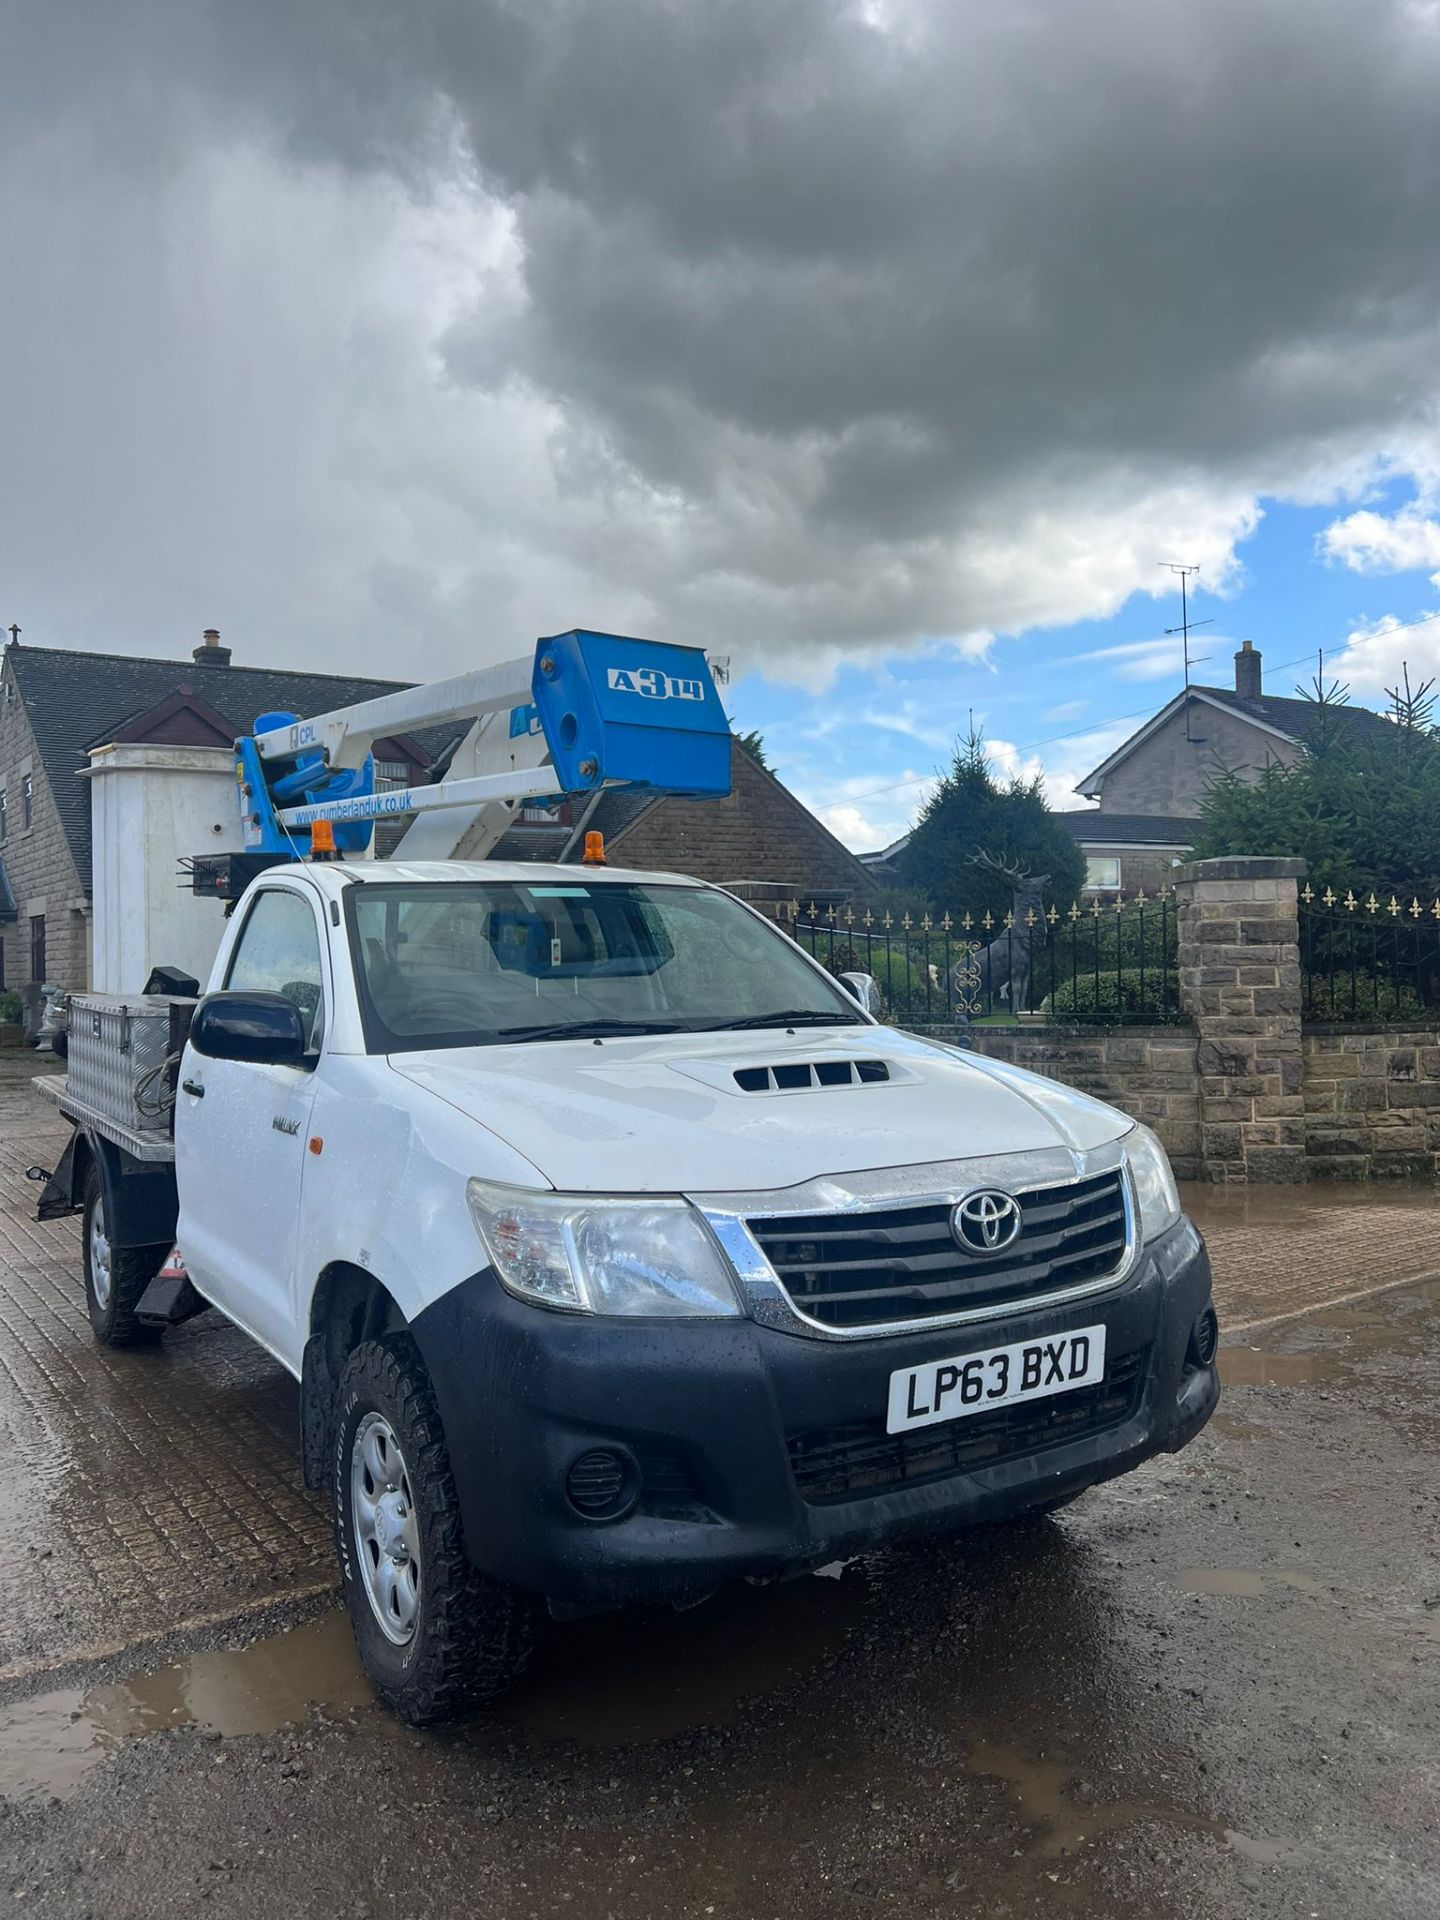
[332,1335,533,1724]
[81,1168,163,1348]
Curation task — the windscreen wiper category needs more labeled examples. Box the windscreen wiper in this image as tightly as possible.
[706,1009,865,1030]
[494,1018,691,1043]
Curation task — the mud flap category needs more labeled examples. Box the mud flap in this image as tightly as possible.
[300,1335,336,1492]
[35,1132,82,1222]
[135,1248,210,1328]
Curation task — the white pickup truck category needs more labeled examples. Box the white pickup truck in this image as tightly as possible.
[39,853,1219,1723]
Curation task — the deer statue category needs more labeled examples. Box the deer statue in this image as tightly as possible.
[949,854,1051,1018]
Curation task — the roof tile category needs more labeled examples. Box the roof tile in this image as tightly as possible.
[7,645,448,881]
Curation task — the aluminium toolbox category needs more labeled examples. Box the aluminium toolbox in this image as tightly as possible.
[63,994,196,1141]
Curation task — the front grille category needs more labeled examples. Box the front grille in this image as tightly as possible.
[788,1349,1146,1503]
[747,1169,1127,1330]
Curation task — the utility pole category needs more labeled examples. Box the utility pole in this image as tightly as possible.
[1162,563,1212,744]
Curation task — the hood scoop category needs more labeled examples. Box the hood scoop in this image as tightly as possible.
[733,1059,891,1094]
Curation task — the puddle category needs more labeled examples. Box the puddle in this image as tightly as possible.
[965,1736,1216,1857]
[1220,1349,1336,1386]
[0,1565,870,1802]
[504,1562,871,1746]
[0,1611,372,1807]
[1219,1302,1438,1385]
[1225,1828,1309,1867]
[965,1734,1301,1870]
[1175,1567,1326,1600]
[1180,1180,1438,1230]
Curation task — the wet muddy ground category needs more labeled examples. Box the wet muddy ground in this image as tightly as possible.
[1,1054,1437,1916]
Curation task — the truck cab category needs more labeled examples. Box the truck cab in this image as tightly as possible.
[161,855,1218,1721]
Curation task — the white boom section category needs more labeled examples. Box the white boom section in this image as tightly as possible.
[279,765,562,833]
[255,648,563,859]
[253,657,534,772]
[393,704,554,862]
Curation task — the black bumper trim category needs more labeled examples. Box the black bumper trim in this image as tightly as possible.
[409,1215,1217,1613]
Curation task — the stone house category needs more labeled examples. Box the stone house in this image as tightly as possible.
[1066,641,1392,894]
[0,633,869,994]
[0,631,436,996]
[861,643,1391,901]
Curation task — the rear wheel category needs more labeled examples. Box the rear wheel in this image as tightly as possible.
[81,1168,163,1348]
[332,1334,533,1724]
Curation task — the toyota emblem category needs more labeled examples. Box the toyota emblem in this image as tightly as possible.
[952,1189,1023,1255]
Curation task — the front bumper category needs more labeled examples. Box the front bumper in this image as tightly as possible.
[411,1215,1218,1612]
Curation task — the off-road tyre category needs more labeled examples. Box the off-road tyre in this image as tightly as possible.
[333,1333,533,1724]
[81,1166,164,1348]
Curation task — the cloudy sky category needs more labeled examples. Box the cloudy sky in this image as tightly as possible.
[4,0,1440,849]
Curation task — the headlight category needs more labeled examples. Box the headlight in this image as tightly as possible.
[466,1180,742,1318]
[1124,1125,1181,1241]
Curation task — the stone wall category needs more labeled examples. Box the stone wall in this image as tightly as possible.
[1174,857,1307,1183]
[956,1027,1202,1178]
[897,857,1438,1184]
[0,651,91,995]
[1302,1029,1440,1180]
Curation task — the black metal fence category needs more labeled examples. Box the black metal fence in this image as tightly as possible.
[1299,885,1440,1023]
[782,894,1180,1027]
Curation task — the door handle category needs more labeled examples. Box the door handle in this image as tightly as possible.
[182,1078,205,1099]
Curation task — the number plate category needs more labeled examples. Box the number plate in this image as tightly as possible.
[886,1324,1107,1434]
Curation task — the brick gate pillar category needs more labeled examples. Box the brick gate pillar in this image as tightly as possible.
[1173,856,1307,1182]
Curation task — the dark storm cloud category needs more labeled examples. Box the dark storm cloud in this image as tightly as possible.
[3,0,1440,670]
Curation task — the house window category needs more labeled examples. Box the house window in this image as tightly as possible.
[0,789,7,843]
[1083,856,1121,891]
[374,759,409,792]
[21,772,33,832]
[29,914,45,984]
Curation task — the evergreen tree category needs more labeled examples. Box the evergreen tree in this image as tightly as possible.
[897,725,1085,917]
[1195,665,1440,897]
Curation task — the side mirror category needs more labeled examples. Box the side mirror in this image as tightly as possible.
[189,991,308,1066]
[838,971,884,1016]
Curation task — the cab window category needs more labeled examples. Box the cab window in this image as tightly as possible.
[225,889,326,1049]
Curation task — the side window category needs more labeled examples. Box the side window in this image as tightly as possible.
[225,890,326,1048]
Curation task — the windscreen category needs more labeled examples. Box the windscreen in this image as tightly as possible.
[347,880,862,1052]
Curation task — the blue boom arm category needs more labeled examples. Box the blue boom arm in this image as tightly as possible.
[234,629,732,857]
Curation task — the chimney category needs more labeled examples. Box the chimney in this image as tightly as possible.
[193,627,232,667]
[1234,639,1262,704]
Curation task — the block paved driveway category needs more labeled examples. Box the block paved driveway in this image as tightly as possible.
[1,1051,1437,1676]
[0,1060,330,1677]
